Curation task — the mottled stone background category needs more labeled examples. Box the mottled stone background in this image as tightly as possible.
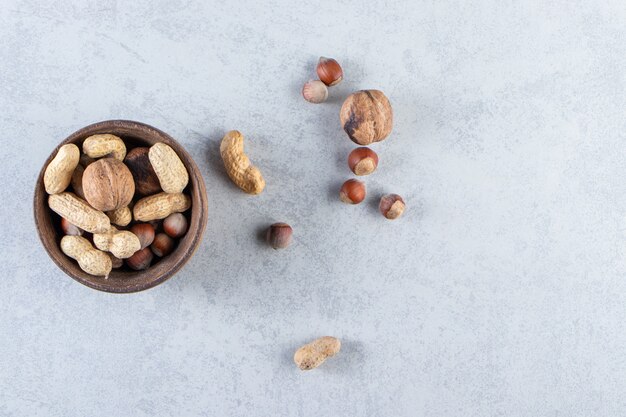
[1,1,625,416]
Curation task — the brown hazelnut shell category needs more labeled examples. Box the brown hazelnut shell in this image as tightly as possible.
[126,247,153,271]
[151,233,174,257]
[348,147,378,176]
[379,194,406,219]
[339,179,366,204]
[316,57,343,86]
[266,223,293,249]
[130,223,156,250]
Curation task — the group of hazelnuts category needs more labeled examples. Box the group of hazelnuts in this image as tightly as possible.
[266,57,407,251]
[302,56,406,220]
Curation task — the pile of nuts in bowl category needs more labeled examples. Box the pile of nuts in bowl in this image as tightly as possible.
[44,134,192,278]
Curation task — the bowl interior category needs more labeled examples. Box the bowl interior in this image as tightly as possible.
[34,120,208,293]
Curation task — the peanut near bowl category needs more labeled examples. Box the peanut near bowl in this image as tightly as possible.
[33,120,208,293]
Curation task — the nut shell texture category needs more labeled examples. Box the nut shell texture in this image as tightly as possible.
[106,206,132,226]
[163,213,188,238]
[316,57,343,86]
[302,80,328,103]
[82,158,135,212]
[340,90,393,145]
[294,336,341,370]
[133,192,191,222]
[151,233,174,257]
[130,223,155,250]
[266,223,292,249]
[60,235,112,277]
[126,247,153,270]
[379,194,406,219]
[148,142,189,194]
[44,144,80,194]
[82,134,126,160]
[339,179,366,204]
[48,192,111,234]
[93,226,141,259]
[348,147,378,176]
[220,130,265,195]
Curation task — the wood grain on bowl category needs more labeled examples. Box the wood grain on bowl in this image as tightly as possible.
[34,120,208,293]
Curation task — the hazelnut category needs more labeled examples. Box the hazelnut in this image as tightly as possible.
[379,194,405,219]
[302,80,328,104]
[316,57,343,86]
[82,158,135,211]
[126,247,153,271]
[163,213,188,238]
[340,90,393,145]
[339,179,366,204]
[266,223,293,249]
[151,233,174,257]
[348,147,378,176]
[60,217,82,236]
[130,223,155,250]
[124,147,162,196]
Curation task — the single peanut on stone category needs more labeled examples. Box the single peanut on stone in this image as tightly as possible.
[220,130,265,195]
[293,336,341,370]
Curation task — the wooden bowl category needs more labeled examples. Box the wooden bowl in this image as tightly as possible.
[34,120,208,293]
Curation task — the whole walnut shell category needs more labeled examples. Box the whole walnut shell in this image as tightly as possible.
[124,147,162,196]
[339,90,393,145]
[82,158,135,211]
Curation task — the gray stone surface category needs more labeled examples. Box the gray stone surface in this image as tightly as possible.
[1,1,625,416]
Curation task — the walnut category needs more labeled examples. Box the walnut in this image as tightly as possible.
[339,90,393,145]
[82,158,135,211]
